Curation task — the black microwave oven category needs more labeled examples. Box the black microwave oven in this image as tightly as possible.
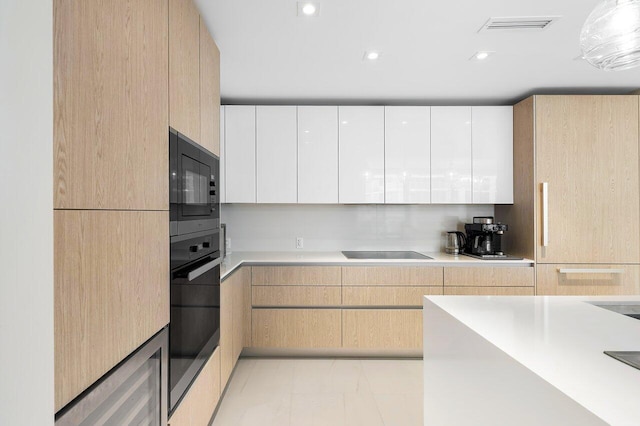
[169,128,219,236]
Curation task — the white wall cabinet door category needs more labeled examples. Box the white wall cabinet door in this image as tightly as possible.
[472,106,513,204]
[219,106,226,203]
[339,106,385,203]
[225,105,256,203]
[385,106,431,204]
[256,106,297,203]
[431,107,472,203]
[298,106,339,203]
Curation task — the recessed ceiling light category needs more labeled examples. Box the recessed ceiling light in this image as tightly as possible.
[297,2,320,17]
[470,51,495,61]
[364,51,380,61]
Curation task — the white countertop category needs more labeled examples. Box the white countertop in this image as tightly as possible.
[423,295,640,425]
[220,251,534,280]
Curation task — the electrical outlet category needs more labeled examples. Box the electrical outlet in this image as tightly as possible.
[296,237,304,249]
[226,238,231,250]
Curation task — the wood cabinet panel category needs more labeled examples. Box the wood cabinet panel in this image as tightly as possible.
[168,348,220,426]
[252,309,341,348]
[343,286,442,307]
[199,18,220,156]
[252,266,341,286]
[54,210,169,410]
[444,287,534,296]
[342,309,422,350]
[252,286,342,307]
[494,98,536,260]
[232,274,244,364]
[341,266,443,286]
[444,266,534,287]
[535,96,639,263]
[220,274,233,389]
[169,0,200,141]
[243,269,252,348]
[536,264,640,295]
[54,0,168,210]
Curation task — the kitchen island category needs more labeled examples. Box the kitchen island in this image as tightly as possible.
[423,295,640,425]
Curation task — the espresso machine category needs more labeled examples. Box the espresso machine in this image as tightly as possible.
[462,217,518,259]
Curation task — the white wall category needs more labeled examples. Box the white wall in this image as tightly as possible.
[0,1,54,424]
[222,204,494,252]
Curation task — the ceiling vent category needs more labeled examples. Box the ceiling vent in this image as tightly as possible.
[478,16,561,33]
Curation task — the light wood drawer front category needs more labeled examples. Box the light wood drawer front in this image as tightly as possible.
[342,309,422,350]
[444,286,535,296]
[343,286,442,307]
[252,309,341,348]
[253,286,341,307]
[342,266,443,286]
[536,264,640,295]
[168,348,220,426]
[55,210,169,410]
[252,266,341,286]
[444,266,534,287]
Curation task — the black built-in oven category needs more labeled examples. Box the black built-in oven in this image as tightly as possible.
[170,128,219,237]
[169,229,221,414]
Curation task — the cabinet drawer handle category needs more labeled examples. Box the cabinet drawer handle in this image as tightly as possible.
[558,268,625,275]
[541,182,549,247]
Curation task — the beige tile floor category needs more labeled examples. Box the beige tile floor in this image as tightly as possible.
[212,358,423,426]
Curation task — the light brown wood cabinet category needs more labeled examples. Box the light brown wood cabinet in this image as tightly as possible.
[444,287,534,296]
[252,309,342,348]
[169,0,201,142]
[444,266,534,287]
[54,210,169,411]
[252,266,341,286]
[253,286,342,307]
[342,266,443,286]
[220,272,233,389]
[342,286,442,307]
[342,309,422,350]
[496,95,640,265]
[536,264,640,295]
[169,348,221,426]
[199,17,220,156]
[220,267,251,390]
[54,0,169,210]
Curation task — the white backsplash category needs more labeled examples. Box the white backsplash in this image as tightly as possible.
[221,204,494,252]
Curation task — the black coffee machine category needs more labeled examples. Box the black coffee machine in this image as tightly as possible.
[463,216,509,259]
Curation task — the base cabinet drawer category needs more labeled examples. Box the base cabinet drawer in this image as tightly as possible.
[342,309,422,350]
[444,266,534,287]
[342,266,443,286]
[169,348,220,426]
[536,264,640,295]
[252,309,341,348]
[444,286,534,296]
[252,286,341,307]
[252,266,341,286]
[343,286,442,307]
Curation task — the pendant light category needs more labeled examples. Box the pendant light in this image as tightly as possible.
[579,0,640,71]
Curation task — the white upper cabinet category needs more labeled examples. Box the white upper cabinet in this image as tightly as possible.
[219,106,226,203]
[338,106,385,203]
[384,106,431,204]
[256,106,297,203]
[298,106,339,203]
[225,105,256,203]
[431,107,472,204]
[471,106,513,204]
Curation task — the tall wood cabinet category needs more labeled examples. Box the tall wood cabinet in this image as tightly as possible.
[54,0,169,211]
[496,95,640,295]
[200,17,220,156]
[169,0,200,142]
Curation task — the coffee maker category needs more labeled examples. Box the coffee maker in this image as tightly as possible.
[463,216,509,259]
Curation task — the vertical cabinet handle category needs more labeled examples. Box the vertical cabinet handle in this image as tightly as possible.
[542,182,549,247]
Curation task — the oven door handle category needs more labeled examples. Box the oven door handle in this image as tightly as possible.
[181,258,222,282]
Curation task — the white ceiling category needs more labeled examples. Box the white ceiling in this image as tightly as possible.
[196,0,640,105]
